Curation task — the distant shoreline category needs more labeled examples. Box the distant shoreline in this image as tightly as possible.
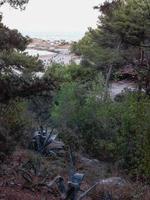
[22,31,84,42]
[27,47,61,54]
[26,38,80,65]
[28,38,71,53]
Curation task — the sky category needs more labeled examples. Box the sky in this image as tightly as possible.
[0,0,103,40]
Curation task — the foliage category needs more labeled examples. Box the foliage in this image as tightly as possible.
[0,0,149,183]
[0,100,32,157]
[71,31,122,75]
[0,1,55,158]
[27,96,52,127]
[0,16,55,103]
[26,63,82,128]
[51,73,113,155]
[115,93,150,178]
[50,0,150,180]
[45,62,97,85]
[72,0,150,93]
[71,1,124,76]
[51,71,150,178]
[0,0,29,9]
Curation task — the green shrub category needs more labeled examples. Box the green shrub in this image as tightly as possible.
[0,100,32,158]
[115,94,150,178]
[51,73,117,159]
[49,63,150,178]
[51,74,150,179]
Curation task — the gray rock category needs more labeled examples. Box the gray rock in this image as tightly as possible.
[80,156,100,167]
[99,177,127,187]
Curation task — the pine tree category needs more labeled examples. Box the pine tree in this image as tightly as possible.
[72,0,150,94]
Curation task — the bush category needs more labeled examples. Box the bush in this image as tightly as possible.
[51,73,117,158]
[51,70,150,179]
[0,100,32,159]
[45,63,97,85]
[115,94,150,179]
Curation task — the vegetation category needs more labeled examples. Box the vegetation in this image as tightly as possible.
[68,1,150,179]
[0,0,150,199]
[0,0,55,156]
[72,0,150,94]
[0,0,29,9]
[49,64,150,179]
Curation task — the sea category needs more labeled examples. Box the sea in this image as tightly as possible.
[22,31,85,42]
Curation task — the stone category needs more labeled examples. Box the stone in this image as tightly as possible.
[99,177,127,187]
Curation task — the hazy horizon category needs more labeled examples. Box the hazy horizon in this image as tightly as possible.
[0,0,104,41]
[21,30,86,41]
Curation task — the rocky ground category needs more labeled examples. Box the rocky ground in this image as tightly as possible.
[0,148,149,200]
[28,38,70,52]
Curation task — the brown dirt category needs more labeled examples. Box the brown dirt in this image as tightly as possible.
[0,149,149,200]
[0,149,61,200]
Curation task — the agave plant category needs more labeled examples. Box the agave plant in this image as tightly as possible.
[30,127,64,156]
[28,129,113,199]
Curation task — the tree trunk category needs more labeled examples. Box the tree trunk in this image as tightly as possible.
[104,64,113,101]
[137,47,144,100]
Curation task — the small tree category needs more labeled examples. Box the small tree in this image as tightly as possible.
[72,0,150,95]
[0,0,55,157]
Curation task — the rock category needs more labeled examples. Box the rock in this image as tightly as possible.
[78,155,112,181]
[99,177,127,187]
[79,156,100,167]
[110,81,136,99]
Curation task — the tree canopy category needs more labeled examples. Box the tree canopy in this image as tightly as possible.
[72,0,150,94]
[0,1,55,103]
[0,0,29,9]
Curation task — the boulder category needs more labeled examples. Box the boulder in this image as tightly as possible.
[99,177,127,187]
[79,156,100,167]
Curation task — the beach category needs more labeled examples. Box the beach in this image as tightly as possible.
[26,38,80,65]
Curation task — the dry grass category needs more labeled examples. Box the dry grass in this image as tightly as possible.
[89,183,150,200]
[1,149,149,200]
